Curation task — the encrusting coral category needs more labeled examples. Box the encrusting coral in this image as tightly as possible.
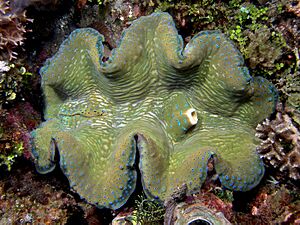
[0,0,32,60]
[31,12,277,210]
[256,103,300,180]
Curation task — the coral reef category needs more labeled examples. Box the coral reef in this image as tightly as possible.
[256,103,300,180]
[0,61,33,108]
[0,162,106,224]
[226,1,289,77]
[152,0,298,78]
[78,0,298,79]
[153,0,229,31]
[277,71,300,111]
[0,1,32,60]
[241,28,282,70]
[0,172,74,224]
[249,184,300,224]
[78,4,118,55]
[0,0,297,224]
[31,12,277,210]
[0,102,40,170]
[277,16,299,68]
[287,1,300,17]
[77,0,150,59]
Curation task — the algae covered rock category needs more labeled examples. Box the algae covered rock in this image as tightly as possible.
[31,12,277,209]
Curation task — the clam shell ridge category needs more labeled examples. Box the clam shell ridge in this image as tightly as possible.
[31,12,277,210]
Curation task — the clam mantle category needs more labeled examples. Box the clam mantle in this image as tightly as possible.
[31,12,277,209]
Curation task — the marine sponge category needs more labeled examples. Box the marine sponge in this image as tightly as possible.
[256,103,300,180]
[0,0,32,60]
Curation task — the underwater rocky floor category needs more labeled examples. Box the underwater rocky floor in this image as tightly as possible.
[0,160,114,224]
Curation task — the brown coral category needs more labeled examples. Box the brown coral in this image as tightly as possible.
[277,71,300,110]
[0,1,32,60]
[243,28,283,70]
[256,103,300,180]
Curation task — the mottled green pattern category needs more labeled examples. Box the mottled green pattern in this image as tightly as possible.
[31,12,277,209]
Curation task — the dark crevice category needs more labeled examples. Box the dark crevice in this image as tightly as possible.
[188,219,212,225]
[65,205,88,225]
[232,186,261,212]
[121,134,145,208]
